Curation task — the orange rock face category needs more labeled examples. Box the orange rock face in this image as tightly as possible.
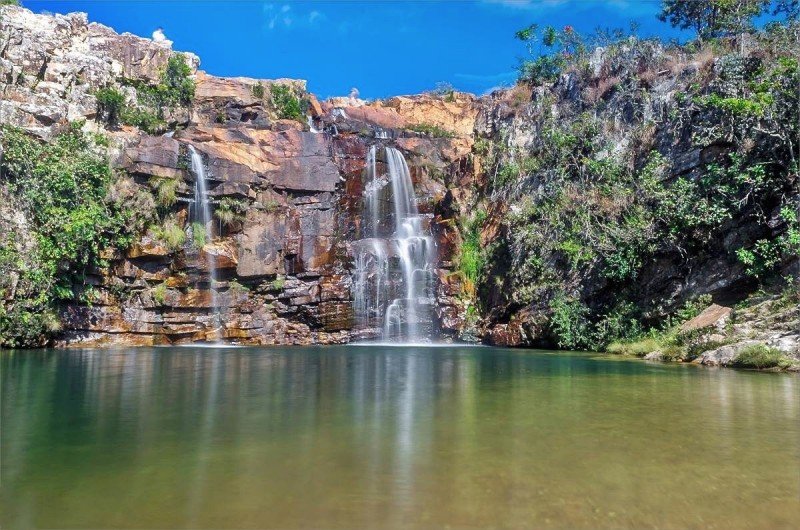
[0,6,480,347]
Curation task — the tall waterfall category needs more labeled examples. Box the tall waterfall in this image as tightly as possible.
[353,146,438,343]
[189,146,221,340]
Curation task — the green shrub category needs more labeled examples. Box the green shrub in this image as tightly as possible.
[191,222,206,248]
[408,123,456,138]
[271,275,286,291]
[117,53,194,134]
[549,294,592,350]
[120,106,166,135]
[0,124,139,347]
[252,82,265,99]
[95,87,126,126]
[214,197,247,230]
[152,283,167,306]
[270,84,303,121]
[737,205,800,279]
[732,344,792,369]
[149,176,180,208]
[151,217,185,250]
[457,210,487,296]
[161,54,195,106]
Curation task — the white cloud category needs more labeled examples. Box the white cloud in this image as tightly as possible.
[152,28,173,48]
[481,0,657,15]
[481,0,569,10]
[263,2,325,31]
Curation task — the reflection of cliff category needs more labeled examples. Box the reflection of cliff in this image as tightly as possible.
[3,348,799,527]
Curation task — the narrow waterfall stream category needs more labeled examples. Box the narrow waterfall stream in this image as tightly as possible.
[353,146,438,342]
[188,146,221,340]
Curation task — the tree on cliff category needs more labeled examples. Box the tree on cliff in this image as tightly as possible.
[658,0,770,40]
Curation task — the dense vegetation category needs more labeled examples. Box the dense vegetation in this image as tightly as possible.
[95,54,195,134]
[0,124,142,347]
[466,3,799,352]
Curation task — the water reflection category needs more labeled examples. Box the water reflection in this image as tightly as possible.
[2,347,799,529]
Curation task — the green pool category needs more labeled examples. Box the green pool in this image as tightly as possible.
[2,346,798,529]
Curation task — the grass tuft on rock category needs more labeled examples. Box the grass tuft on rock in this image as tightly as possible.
[732,344,792,369]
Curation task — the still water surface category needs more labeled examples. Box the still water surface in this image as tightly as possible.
[2,346,799,529]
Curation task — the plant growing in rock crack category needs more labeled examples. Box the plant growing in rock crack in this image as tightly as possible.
[214,197,247,233]
[191,222,206,248]
[270,84,304,121]
[151,282,168,307]
[95,87,126,126]
[271,275,285,291]
[149,176,180,208]
[252,82,265,99]
[116,53,195,134]
[150,216,185,251]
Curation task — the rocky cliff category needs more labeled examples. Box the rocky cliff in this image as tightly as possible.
[0,5,479,347]
[1,5,798,365]
[463,28,799,365]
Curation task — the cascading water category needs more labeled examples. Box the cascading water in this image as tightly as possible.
[189,146,221,340]
[353,146,438,343]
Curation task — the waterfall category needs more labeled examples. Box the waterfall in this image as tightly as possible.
[307,115,321,134]
[189,146,222,341]
[353,146,438,343]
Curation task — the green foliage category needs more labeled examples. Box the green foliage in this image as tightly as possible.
[514,24,599,84]
[0,0,21,6]
[120,106,166,135]
[161,55,195,106]
[732,344,792,369]
[658,0,770,40]
[149,176,180,208]
[431,81,456,101]
[675,294,713,323]
[737,204,800,278]
[271,275,286,291]
[457,209,487,296]
[270,84,304,121]
[115,53,194,134]
[0,124,138,347]
[699,93,773,116]
[548,294,592,350]
[607,337,661,357]
[191,222,206,248]
[152,283,167,306]
[408,123,456,138]
[95,87,126,126]
[214,197,247,230]
[252,82,265,99]
[151,216,185,250]
[228,279,249,294]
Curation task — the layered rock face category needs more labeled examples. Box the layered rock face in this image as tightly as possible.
[2,5,796,357]
[0,5,480,346]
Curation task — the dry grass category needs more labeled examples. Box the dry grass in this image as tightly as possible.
[504,85,533,109]
[582,76,620,105]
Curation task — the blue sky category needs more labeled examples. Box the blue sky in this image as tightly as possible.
[25,1,686,99]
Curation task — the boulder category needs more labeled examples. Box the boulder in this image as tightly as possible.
[680,304,732,334]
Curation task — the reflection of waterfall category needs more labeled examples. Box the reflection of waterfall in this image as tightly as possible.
[189,146,221,340]
[353,146,438,342]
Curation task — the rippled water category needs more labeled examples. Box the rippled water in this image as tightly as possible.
[2,346,798,529]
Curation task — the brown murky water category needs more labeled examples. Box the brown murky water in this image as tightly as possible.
[2,345,798,529]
